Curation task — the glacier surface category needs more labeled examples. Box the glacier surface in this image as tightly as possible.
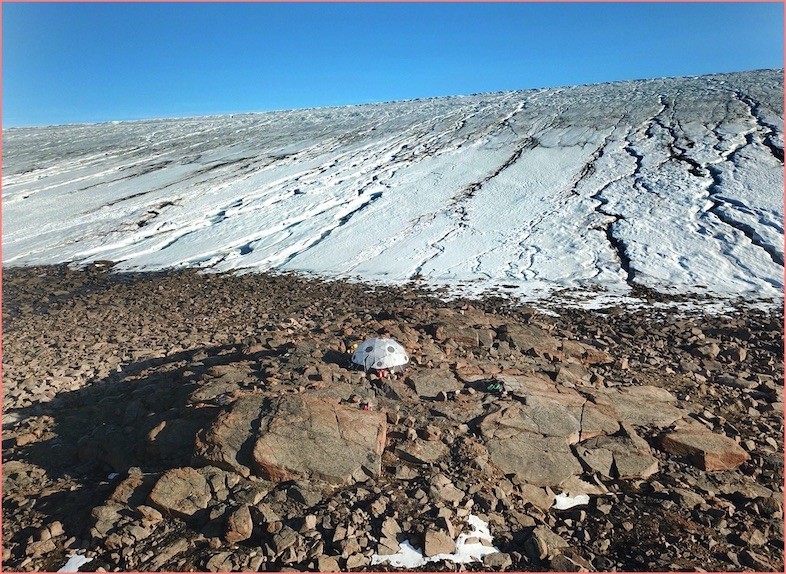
[3,70,783,304]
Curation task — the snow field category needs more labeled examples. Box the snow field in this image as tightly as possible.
[3,70,783,304]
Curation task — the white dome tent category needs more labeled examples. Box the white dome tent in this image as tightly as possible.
[351,337,410,373]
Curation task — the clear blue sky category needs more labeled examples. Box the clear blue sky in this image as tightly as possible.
[3,2,783,127]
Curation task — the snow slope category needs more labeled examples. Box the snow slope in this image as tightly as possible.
[3,70,783,303]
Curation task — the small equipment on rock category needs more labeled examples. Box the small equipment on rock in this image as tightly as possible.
[351,337,410,373]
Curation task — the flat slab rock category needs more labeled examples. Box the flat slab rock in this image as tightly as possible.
[582,428,659,480]
[480,392,619,445]
[661,430,750,471]
[252,395,387,484]
[486,434,583,487]
[480,401,582,444]
[499,323,561,357]
[589,385,685,427]
[478,384,678,485]
[408,369,463,399]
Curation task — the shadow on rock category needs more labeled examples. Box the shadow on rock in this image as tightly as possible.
[4,341,277,543]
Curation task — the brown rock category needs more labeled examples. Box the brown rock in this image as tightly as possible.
[480,400,581,444]
[575,445,614,478]
[582,426,659,480]
[519,484,555,511]
[396,439,449,464]
[317,556,341,571]
[694,342,721,359]
[376,538,400,555]
[558,476,606,496]
[740,549,774,570]
[146,418,203,460]
[190,380,240,403]
[596,385,683,427]
[526,525,569,560]
[379,376,417,401]
[487,434,582,486]
[193,395,266,477]
[613,450,659,479]
[429,474,464,504]
[252,395,386,484]
[423,528,456,557]
[661,431,750,471]
[671,488,705,509]
[723,345,747,362]
[26,538,56,558]
[495,373,557,396]
[483,552,513,569]
[272,526,299,554]
[381,517,402,540]
[91,503,124,538]
[145,537,189,570]
[489,378,619,442]
[289,481,323,507]
[137,505,164,524]
[576,402,621,440]
[47,521,64,538]
[716,374,757,389]
[434,323,479,346]
[205,551,234,572]
[15,432,38,446]
[578,344,613,365]
[302,514,318,531]
[419,425,442,441]
[498,323,561,357]
[345,554,369,569]
[224,505,253,543]
[109,471,149,505]
[408,369,463,399]
[148,467,212,519]
[555,362,590,385]
[551,549,593,571]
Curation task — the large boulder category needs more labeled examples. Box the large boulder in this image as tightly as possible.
[193,395,267,478]
[252,395,387,484]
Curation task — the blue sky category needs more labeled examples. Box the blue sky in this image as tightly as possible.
[3,2,783,127]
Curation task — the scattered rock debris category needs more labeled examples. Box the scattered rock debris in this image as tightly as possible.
[2,264,783,571]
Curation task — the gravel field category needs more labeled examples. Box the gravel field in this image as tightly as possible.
[2,263,783,572]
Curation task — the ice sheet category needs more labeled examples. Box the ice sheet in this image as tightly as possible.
[3,70,783,306]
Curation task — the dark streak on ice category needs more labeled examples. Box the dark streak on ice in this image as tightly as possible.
[281,191,385,267]
[591,182,635,287]
[650,103,708,178]
[648,96,783,269]
[411,228,453,279]
[705,164,784,267]
[734,91,784,163]
[451,136,538,226]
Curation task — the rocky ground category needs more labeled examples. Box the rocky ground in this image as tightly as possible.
[2,263,783,572]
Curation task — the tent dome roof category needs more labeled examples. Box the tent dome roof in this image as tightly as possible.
[351,337,409,371]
